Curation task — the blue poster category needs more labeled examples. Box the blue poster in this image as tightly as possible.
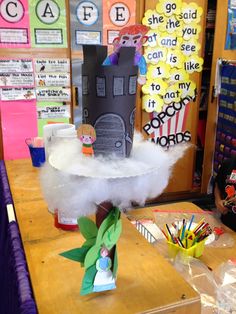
[70,0,103,51]
[225,0,236,49]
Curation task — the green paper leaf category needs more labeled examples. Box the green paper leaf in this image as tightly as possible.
[103,219,122,250]
[96,209,116,245]
[80,264,97,296]
[113,248,118,278]
[78,217,98,240]
[82,237,97,247]
[59,246,89,263]
[84,245,101,270]
[113,206,121,227]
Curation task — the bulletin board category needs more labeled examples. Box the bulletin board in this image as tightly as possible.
[0,0,71,160]
[141,0,207,194]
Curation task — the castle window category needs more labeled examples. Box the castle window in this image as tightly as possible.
[113,77,125,96]
[82,76,89,95]
[129,75,137,95]
[96,76,106,97]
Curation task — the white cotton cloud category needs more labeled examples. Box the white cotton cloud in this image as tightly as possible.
[40,132,190,219]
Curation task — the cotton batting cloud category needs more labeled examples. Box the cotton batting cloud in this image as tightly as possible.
[40,132,190,219]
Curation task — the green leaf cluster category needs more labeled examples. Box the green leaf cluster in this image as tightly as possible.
[60,207,122,295]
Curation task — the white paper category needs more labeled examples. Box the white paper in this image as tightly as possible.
[0,28,28,44]
[35,29,63,44]
[37,104,70,119]
[0,59,33,73]
[36,87,71,102]
[75,30,101,45]
[34,59,70,73]
[35,73,70,87]
[0,73,34,87]
[0,87,36,101]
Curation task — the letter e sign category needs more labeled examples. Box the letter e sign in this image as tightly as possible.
[109,2,130,26]
[1,0,24,23]
[36,0,60,24]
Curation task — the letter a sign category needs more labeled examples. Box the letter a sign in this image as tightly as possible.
[36,0,60,24]
[30,0,67,47]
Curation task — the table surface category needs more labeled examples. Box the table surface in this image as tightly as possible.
[5,159,203,314]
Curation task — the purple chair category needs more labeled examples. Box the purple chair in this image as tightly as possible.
[0,161,37,314]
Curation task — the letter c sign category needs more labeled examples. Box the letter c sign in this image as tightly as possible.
[1,0,24,23]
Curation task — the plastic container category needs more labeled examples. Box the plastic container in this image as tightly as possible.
[28,146,46,167]
[167,240,205,259]
[54,209,78,231]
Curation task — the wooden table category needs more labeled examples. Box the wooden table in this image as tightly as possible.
[5,159,201,314]
[128,202,236,271]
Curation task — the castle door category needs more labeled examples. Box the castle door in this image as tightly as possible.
[94,113,126,157]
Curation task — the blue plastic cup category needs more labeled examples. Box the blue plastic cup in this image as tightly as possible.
[28,146,46,167]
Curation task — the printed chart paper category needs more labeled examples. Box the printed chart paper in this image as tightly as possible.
[37,102,70,119]
[0,101,38,159]
[0,0,30,48]
[35,73,70,87]
[0,87,36,101]
[34,59,70,73]
[0,73,34,87]
[29,0,68,47]
[0,59,33,73]
[36,87,71,102]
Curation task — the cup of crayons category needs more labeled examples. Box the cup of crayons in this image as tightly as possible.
[161,215,212,258]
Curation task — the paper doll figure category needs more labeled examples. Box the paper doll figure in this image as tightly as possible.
[103,24,149,85]
[77,124,96,157]
[93,247,116,292]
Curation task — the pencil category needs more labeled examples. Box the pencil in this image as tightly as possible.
[192,218,205,233]
[188,215,195,231]
[177,236,185,248]
[161,228,169,240]
[166,223,175,243]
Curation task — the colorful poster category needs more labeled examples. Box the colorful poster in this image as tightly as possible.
[0,101,38,159]
[36,87,71,101]
[35,73,70,86]
[0,87,36,101]
[225,0,236,49]
[0,73,34,87]
[34,58,70,72]
[0,0,30,47]
[29,0,68,47]
[0,59,33,73]
[142,1,204,146]
[70,0,103,51]
[37,102,70,118]
[102,0,136,46]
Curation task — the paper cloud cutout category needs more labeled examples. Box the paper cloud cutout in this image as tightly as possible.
[142,9,166,30]
[146,62,171,80]
[142,94,164,113]
[156,0,183,17]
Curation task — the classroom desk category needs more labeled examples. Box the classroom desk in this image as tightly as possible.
[5,159,201,314]
[128,202,236,271]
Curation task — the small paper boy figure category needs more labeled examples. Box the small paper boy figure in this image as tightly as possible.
[77,124,96,157]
